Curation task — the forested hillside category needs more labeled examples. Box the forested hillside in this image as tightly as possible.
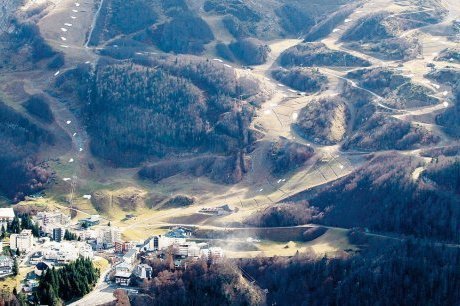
[283,153,460,243]
[241,240,460,306]
[54,56,264,183]
[427,67,460,136]
[0,19,61,71]
[280,43,371,67]
[0,100,54,202]
[340,7,446,60]
[271,68,328,93]
[129,259,264,306]
[294,97,350,145]
[346,68,439,109]
[340,85,439,151]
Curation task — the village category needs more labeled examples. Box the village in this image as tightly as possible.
[0,207,224,302]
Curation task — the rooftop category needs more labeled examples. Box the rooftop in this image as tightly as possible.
[116,262,132,271]
[0,208,15,219]
[124,249,137,257]
[165,228,189,239]
[115,271,132,278]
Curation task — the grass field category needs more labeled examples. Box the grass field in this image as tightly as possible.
[0,267,33,292]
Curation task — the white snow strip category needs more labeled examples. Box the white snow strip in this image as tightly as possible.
[60,37,67,41]
[64,23,73,27]
[69,158,74,163]
[83,195,92,200]
[66,120,72,124]
[63,178,71,182]
[54,71,60,76]
[61,28,68,32]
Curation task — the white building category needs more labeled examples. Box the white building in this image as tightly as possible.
[200,247,224,260]
[36,211,70,227]
[133,264,152,279]
[0,208,15,230]
[175,242,201,258]
[144,235,187,252]
[114,262,133,286]
[29,252,44,265]
[122,248,138,265]
[10,229,34,252]
[0,256,13,276]
[76,229,98,241]
[0,208,15,222]
[36,212,70,237]
[98,226,121,246]
[42,241,94,264]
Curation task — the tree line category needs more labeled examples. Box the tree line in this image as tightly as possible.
[38,257,100,305]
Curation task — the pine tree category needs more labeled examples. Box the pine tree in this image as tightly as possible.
[12,258,18,276]
[64,230,77,240]
[32,223,40,237]
[0,225,5,239]
[38,256,100,303]
[9,217,21,234]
